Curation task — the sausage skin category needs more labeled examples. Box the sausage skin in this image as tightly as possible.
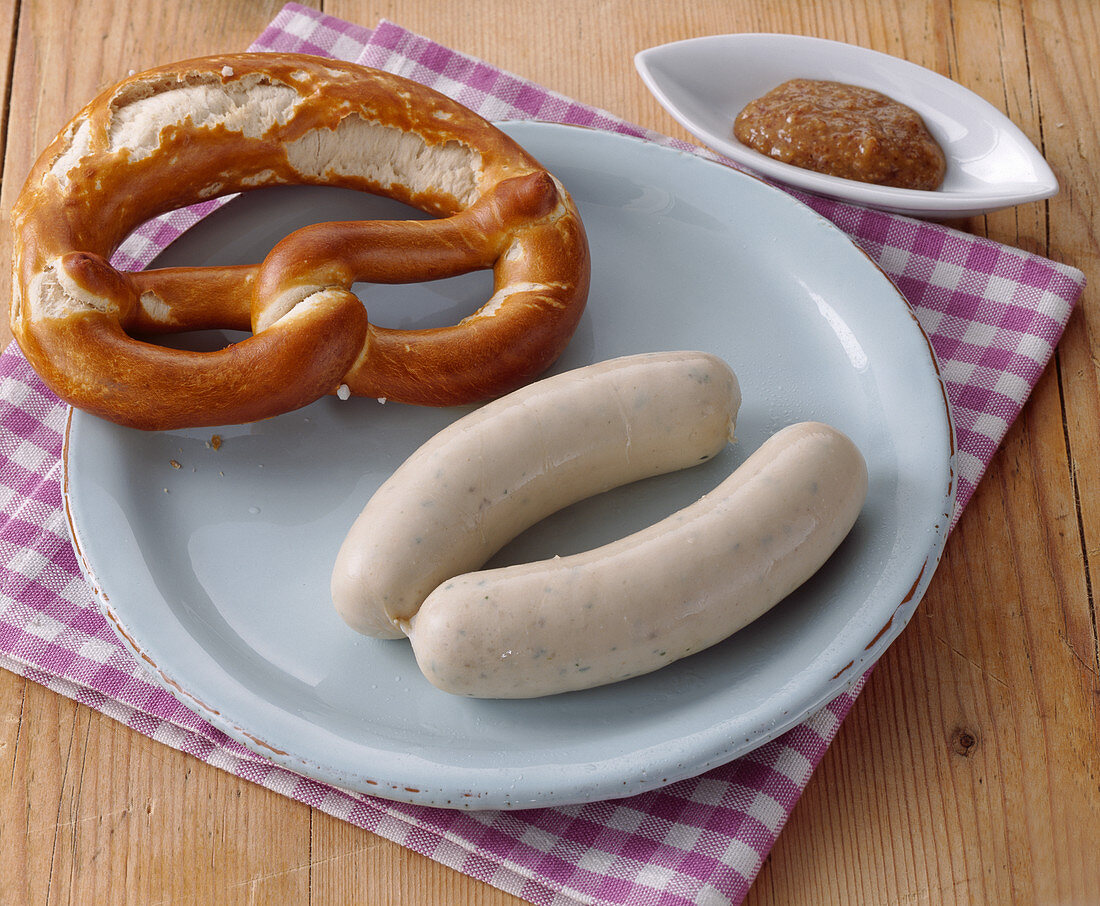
[406,421,868,697]
[332,351,741,637]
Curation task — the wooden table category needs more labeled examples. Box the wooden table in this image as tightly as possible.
[2,1,1097,903]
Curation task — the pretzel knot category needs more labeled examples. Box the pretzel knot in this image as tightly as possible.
[10,53,590,430]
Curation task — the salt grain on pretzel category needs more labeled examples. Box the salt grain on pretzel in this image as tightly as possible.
[10,53,590,430]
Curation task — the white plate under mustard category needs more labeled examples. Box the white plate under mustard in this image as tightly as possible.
[636,33,1058,218]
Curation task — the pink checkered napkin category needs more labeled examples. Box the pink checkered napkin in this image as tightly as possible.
[0,4,1085,905]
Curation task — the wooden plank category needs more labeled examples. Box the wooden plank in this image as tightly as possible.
[0,0,19,352]
[2,673,315,904]
[0,0,17,170]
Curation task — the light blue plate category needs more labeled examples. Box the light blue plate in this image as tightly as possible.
[64,121,954,809]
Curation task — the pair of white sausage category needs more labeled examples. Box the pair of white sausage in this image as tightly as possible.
[332,351,741,638]
[331,351,867,698]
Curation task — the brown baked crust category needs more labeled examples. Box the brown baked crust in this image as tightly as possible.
[10,53,590,429]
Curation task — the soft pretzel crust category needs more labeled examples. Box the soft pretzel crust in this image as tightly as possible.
[10,53,590,429]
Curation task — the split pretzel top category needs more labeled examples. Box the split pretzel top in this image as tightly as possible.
[9,53,590,430]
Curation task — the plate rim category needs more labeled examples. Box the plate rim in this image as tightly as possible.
[634,32,1059,217]
[62,120,956,809]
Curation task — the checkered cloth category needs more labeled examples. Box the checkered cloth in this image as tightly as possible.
[0,5,1085,904]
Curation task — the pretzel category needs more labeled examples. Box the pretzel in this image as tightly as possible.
[9,53,590,430]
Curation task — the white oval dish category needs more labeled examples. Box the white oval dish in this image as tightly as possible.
[635,33,1058,218]
[64,121,955,810]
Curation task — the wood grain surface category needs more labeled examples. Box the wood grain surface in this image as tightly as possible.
[2,1,1098,903]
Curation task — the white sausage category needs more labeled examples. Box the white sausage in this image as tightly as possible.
[332,351,741,637]
[406,421,868,698]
